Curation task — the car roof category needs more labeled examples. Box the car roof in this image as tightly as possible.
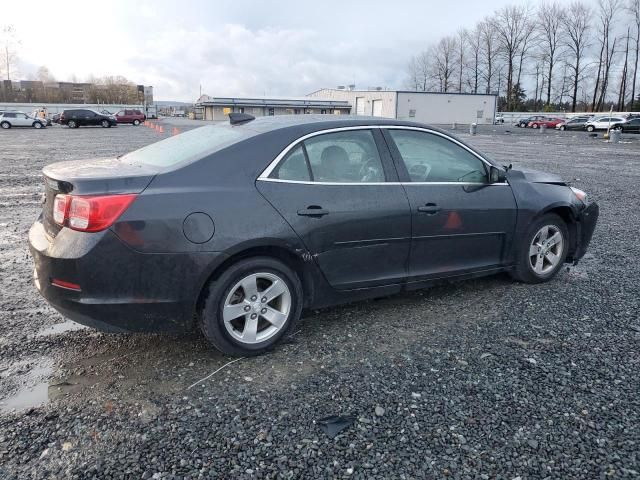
[235,114,443,134]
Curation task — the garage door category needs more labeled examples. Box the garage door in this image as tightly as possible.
[355,97,366,116]
[372,100,383,117]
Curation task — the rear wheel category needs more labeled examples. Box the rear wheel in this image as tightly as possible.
[586,125,595,132]
[101,120,110,128]
[511,213,568,284]
[199,257,303,356]
[33,122,43,129]
[68,120,77,128]
[559,125,566,131]
[0,121,11,129]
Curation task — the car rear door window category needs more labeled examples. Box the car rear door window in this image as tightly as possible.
[387,129,488,183]
[271,144,310,181]
[303,130,385,183]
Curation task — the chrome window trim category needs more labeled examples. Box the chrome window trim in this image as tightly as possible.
[257,124,497,183]
[259,178,508,186]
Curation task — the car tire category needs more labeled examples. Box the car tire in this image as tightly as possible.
[510,213,569,284]
[586,125,595,132]
[559,125,566,131]
[68,120,77,128]
[101,120,110,128]
[532,123,539,129]
[199,257,303,356]
[1,121,11,129]
[133,119,140,126]
[33,122,43,129]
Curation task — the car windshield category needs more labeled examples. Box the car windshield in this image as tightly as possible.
[120,124,254,168]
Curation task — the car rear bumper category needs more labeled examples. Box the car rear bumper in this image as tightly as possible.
[572,202,599,263]
[29,219,223,333]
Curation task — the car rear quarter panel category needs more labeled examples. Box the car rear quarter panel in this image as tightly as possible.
[112,131,311,257]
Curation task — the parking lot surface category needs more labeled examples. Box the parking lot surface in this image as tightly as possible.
[0,120,638,479]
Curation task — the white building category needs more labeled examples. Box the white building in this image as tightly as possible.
[195,95,351,121]
[307,88,498,124]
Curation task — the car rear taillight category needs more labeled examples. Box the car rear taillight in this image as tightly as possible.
[53,194,137,232]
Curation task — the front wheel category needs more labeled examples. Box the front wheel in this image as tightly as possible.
[101,120,110,128]
[586,125,595,132]
[133,119,140,126]
[0,121,11,129]
[33,122,43,129]
[511,213,568,284]
[559,125,566,131]
[199,257,303,356]
[532,123,538,129]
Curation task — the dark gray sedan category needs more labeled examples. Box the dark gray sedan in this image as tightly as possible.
[29,115,599,356]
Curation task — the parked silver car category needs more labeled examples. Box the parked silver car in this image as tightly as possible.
[0,111,47,129]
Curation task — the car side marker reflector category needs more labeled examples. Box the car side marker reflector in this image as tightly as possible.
[51,278,82,291]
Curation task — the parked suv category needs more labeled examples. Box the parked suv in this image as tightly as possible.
[60,109,117,128]
[115,109,146,125]
[0,111,47,129]
[584,116,626,132]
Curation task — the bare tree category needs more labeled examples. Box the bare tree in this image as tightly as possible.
[493,4,534,110]
[563,1,592,112]
[405,52,431,91]
[456,28,468,92]
[433,36,458,92]
[618,27,631,109]
[466,25,482,93]
[628,0,640,109]
[538,2,566,106]
[36,66,55,83]
[479,18,498,94]
[592,0,621,111]
[0,25,20,81]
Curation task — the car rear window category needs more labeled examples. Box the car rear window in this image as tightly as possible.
[120,124,253,168]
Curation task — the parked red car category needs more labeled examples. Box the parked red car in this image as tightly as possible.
[528,117,565,129]
[114,109,146,125]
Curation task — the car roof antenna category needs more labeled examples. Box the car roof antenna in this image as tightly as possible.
[228,113,255,125]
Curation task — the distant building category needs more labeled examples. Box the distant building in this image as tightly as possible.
[0,80,153,105]
[195,95,351,121]
[307,88,498,124]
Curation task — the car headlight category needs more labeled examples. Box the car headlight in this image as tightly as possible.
[570,186,588,204]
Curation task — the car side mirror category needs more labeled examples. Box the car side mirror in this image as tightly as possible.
[489,166,506,183]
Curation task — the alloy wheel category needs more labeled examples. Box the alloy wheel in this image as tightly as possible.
[529,225,564,275]
[222,272,291,345]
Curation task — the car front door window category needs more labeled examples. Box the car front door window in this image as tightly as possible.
[387,129,488,183]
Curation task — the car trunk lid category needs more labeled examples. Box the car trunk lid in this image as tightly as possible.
[42,158,158,238]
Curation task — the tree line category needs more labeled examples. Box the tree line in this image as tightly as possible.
[406,0,640,112]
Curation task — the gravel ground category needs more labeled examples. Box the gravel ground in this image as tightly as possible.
[0,120,638,479]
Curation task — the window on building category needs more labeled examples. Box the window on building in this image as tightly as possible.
[268,108,275,116]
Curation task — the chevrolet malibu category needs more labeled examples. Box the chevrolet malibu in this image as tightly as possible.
[29,115,599,356]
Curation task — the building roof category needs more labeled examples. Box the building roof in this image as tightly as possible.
[196,95,350,108]
[308,88,497,97]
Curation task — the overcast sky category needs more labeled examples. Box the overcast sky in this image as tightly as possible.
[8,0,523,101]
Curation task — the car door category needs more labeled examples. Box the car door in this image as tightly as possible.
[382,127,517,281]
[15,113,30,127]
[256,127,412,290]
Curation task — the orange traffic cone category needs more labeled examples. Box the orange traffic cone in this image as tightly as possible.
[172,127,179,136]
[154,124,160,132]
[159,125,164,134]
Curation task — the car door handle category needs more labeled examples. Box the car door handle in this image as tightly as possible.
[417,203,441,214]
[297,206,329,217]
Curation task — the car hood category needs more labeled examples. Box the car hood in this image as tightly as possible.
[509,167,566,186]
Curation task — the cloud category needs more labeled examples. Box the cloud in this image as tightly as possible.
[126,24,408,101]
